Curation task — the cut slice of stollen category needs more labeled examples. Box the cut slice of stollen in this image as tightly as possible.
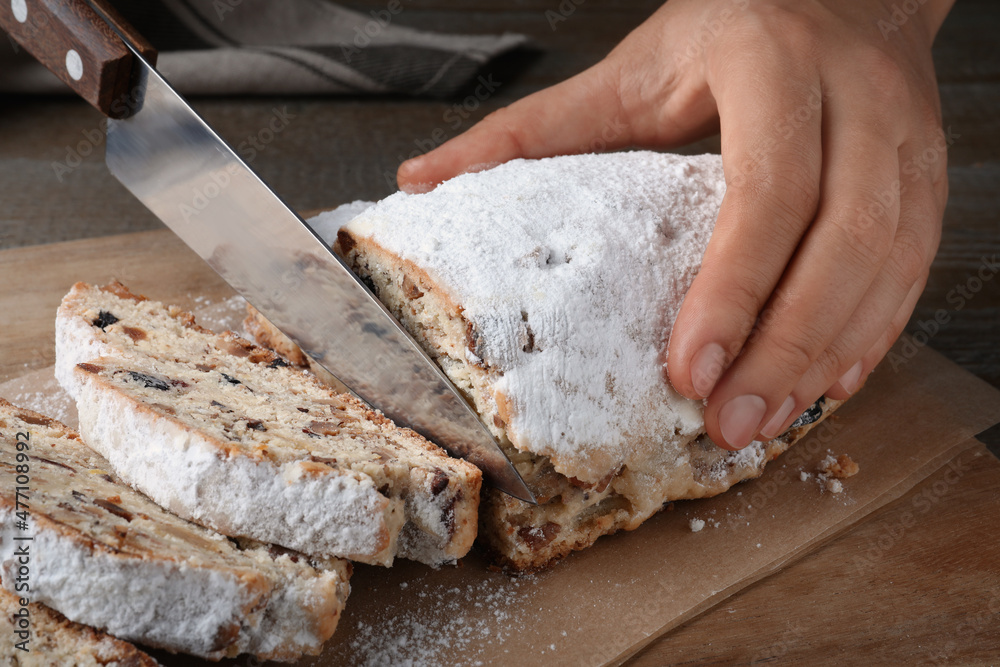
[0,398,350,661]
[57,282,481,566]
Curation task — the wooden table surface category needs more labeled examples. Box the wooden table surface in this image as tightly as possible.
[1,1,998,664]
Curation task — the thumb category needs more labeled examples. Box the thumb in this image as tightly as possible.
[397,64,629,193]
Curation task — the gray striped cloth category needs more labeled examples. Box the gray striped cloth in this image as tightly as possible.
[0,0,526,98]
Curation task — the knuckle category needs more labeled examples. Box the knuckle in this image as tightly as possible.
[885,251,924,294]
[482,107,528,155]
[885,318,907,347]
[873,273,928,364]
[916,102,944,139]
[775,16,821,57]
[743,4,821,56]
[901,144,948,210]
[761,323,824,378]
[830,204,896,269]
[719,270,771,326]
[904,123,951,181]
[714,6,821,71]
[880,307,912,354]
[933,168,949,205]
[859,47,910,108]
[813,340,853,380]
[728,164,819,228]
[890,226,932,283]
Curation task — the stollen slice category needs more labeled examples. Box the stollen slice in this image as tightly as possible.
[56,282,482,566]
[0,398,350,661]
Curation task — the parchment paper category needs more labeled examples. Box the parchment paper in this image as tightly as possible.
[2,337,999,667]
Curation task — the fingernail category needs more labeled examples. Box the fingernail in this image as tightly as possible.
[691,342,727,398]
[837,361,864,394]
[719,394,767,449]
[759,395,796,440]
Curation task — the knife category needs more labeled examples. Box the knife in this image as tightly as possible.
[1,0,534,503]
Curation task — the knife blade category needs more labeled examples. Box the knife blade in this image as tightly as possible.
[6,0,534,503]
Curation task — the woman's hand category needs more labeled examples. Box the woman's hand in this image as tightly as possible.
[397,0,953,450]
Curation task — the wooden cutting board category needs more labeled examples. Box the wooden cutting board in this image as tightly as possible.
[3,230,1000,666]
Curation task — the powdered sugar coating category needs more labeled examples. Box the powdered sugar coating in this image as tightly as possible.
[311,199,374,243]
[341,152,725,482]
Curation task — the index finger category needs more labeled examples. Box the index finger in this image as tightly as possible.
[396,64,627,193]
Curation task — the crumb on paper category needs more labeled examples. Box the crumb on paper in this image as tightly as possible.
[799,453,859,494]
[689,518,705,533]
[818,454,860,479]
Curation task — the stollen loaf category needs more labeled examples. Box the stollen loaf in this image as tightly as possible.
[249,151,844,569]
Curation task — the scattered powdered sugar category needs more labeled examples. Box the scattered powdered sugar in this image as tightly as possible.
[186,294,248,334]
[344,152,726,483]
[342,573,541,666]
[689,518,706,533]
[0,372,75,427]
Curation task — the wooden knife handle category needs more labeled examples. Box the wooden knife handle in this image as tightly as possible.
[0,0,157,118]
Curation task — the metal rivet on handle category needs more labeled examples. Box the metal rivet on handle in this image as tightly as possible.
[11,0,27,23]
[66,49,83,81]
